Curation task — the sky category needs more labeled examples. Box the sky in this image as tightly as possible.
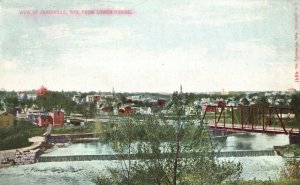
[0,0,299,93]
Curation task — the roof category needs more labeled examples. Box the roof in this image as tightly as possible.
[39,115,52,119]
[36,86,48,96]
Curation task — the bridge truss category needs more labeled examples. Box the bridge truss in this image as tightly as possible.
[201,105,300,135]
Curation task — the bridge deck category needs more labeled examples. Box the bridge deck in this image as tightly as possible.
[208,122,300,135]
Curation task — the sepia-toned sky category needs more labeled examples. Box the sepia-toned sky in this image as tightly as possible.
[0,0,298,92]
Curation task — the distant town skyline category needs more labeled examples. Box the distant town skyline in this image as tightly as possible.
[1,0,299,93]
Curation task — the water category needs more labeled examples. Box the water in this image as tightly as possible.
[42,133,289,156]
[43,141,115,156]
[219,156,285,181]
[0,133,290,184]
[0,161,117,185]
[217,133,289,151]
[0,157,285,184]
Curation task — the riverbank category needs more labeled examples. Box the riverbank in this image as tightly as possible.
[0,136,44,168]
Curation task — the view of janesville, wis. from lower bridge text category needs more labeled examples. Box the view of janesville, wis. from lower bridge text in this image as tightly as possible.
[1,0,300,185]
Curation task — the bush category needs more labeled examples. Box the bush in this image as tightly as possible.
[282,160,300,180]
[0,120,44,150]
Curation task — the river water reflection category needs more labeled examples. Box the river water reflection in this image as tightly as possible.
[42,133,290,156]
[218,133,289,151]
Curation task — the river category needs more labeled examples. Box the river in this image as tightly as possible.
[0,133,290,184]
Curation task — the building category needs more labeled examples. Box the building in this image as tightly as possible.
[288,88,297,95]
[36,86,48,96]
[27,93,37,100]
[119,106,134,114]
[0,112,14,128]
[49,111,64,126]
[157,99,166,106]
[17,91,27,101]
[37,111,64,127]
[37,115,53,127]
[138,107,152,115]
[16,112,28,120]
[72,95,81,103]
[86,95,101,102]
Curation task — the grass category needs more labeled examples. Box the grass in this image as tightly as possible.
[0,120,44,150]
[0,120,100,150]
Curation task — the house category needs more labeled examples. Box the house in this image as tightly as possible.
[119,106,134,114]
[37,115,53,127]
[158,99,166,106]
[16,112,28,120]
[216,100,226,107]
[72,95,81,103]
[201,103,215,112]
[17,91,27,101]
[49,111,64,126]
[37,111,64,127]
[86,95,101,102]
[0,112,14,128]
[124,107,133,114]
[138,107,152,115]
[27,93,37,100]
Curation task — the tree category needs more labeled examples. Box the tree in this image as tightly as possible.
[4,96,19,110]
[290,93,300,122]
[19,99,34,112]
[282,160,300,180]
[241,97,250,106]
[35,91,76,114]
[76,102,97,121]
[95,92,242,185]
[254,96,270,107]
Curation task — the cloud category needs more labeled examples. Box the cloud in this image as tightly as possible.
[39,24,72,39]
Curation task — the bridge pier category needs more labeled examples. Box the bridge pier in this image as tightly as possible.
[289,134,300,145]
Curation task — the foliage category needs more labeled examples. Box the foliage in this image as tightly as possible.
[241,97,250,106]
[76,102,97,120]
[0,120,97,150]
[0,120,44,150]
[254,96,270,107]
[225,179,300,185]
[19,99,34,112]
[290,93,300,121]
[35,91,77,114]
[282,160,300,180]
[285,145,300,156]
[95,92,242,185]
[4,96,19,110]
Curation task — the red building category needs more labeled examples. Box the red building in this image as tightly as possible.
[37,111,64,127]
[36,86,48,96]
[37,115,53,127]
[158,99,166,106]
[49,111,64,126]
[124,106,133,114]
